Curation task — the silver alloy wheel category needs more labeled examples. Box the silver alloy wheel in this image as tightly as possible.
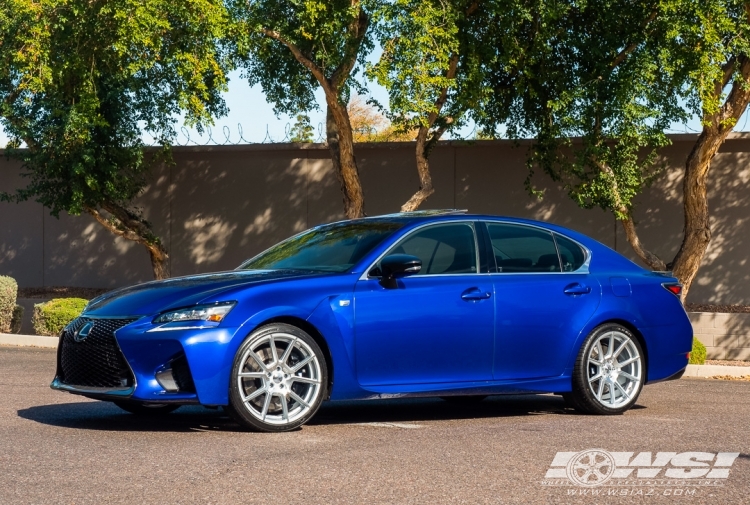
[586,330,642,408]
[236,331,322,426]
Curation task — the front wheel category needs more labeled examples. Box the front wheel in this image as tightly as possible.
[566,324,644,415]
[226,323,328,432]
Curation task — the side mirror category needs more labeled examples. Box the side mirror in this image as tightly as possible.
[374,254,422,288]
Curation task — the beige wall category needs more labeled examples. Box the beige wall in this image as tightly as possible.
[2,135,750,303]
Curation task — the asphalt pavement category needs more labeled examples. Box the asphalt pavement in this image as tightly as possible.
[0,346,748,505]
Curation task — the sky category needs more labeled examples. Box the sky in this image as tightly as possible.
[2,69,749,147]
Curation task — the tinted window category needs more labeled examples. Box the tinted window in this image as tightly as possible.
[240,221,404,272]
[487,223,560,273]
[384,223,477,275]
[555,234,586,272]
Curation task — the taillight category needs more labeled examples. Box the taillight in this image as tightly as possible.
[662,283,682,297]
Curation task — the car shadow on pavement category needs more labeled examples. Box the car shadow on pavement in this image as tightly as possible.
[18,394,646,432]
[17,402,241,433]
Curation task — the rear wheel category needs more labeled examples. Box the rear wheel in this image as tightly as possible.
[113,401,180,416]
[226,323,327,432]
[567,324,644,415]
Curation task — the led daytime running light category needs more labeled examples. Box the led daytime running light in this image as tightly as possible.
[153,302,236,324]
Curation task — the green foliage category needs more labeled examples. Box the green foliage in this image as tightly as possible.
[368,0,496,137]
[0,275,18,333]
[229,0,375,114]
[0,0,229,219]
[689,337,707,365]
[478,1,691,216]
[289,114,315,142]
[32,298,88,336]
[10,305,24,334]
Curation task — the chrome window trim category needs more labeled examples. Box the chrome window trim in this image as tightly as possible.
[359,221,482,281]
[483,220,591,275]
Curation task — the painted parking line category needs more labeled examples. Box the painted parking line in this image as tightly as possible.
[355,422,424,429]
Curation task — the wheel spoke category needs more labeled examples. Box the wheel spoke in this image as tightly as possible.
[614,380,630,400]
[280,337,297,365]
[612,339,628,359]
[618,355,640,368]
[261,391,273,420]
[619,371,638,382]
[280,394,289,421]
[596,378,605,400]
[608,382,616,405]
[608,333,614,358]
[291,376,320,385]
[243,387,266,403]
[238,372,267,378]
[288,390,310,408]
[588,371,603,383]
[595,341,605,362]
[588,357,603,366]
[291,355,314,373]
[269,334,279,363]
[248,351,268,372]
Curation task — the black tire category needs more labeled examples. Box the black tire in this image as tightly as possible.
[440,395,487,404]
[567,323,645,415]
[226,323,328,432]
[113,401,180,416]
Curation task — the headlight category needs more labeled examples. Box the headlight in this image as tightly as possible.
[153,302,236,324]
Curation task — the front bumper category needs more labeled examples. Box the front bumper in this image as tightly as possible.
[51,316,241,405]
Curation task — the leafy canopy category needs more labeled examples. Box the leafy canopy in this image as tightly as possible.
[0,0,229,218]
[229,0,375,113]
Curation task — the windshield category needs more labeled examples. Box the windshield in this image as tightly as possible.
[239,220,405,273]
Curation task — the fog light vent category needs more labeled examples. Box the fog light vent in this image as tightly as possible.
[155,368,179,392]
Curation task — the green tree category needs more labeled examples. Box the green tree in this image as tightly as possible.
[230,0,373,218]
[289,113,315,142]
[0,0,229,279]
[368,0,534,211]
[479,0,750,299]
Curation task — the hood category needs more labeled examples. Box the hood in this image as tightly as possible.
[83,269,319,317]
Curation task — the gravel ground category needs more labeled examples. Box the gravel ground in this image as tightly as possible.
[1,346,749,505]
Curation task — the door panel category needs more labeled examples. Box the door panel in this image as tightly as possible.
[354,275,495,386]
[492,273,601,379]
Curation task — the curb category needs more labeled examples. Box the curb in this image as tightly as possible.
[683,364,750,378]
[0,333,58,349]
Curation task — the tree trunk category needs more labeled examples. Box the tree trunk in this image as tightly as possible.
[401,126,436,212]
[326,101,365,219]
[84,203,170,280]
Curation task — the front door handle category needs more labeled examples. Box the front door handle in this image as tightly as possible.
[564,283,591,295]
[461,287,492,301]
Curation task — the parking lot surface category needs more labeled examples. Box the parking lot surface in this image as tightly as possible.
[1,346,748,505]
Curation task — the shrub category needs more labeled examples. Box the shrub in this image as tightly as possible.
[0,276,18,333]
[10,305,24,334]
[32,298,88,336]
[689,337,707,365]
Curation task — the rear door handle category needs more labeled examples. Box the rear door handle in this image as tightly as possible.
[564,283,591,295]
[461,287,492,301]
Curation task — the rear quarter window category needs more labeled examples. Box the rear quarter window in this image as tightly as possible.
[554,234,586,272]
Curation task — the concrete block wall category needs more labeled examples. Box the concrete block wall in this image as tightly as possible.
[689,312,750,360]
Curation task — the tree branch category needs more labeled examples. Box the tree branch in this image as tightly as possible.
[330,9,369,90]
[608,10,658,70]
[261,28,335,97]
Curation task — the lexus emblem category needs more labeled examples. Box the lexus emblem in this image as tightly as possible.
[74,322,94,342]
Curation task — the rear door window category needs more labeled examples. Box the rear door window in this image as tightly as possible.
[486,223,561,273]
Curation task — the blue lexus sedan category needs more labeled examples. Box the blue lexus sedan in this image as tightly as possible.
[52,210,693,431]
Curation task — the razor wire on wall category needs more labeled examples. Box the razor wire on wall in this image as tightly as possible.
[143,122,329,146]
